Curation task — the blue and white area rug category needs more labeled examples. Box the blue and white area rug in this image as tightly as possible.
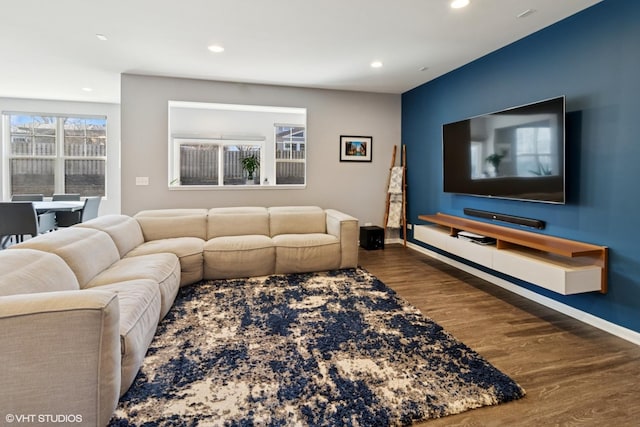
[110,268,525,426]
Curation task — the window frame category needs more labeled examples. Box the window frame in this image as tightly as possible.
[274,123,306,185]
[2,112,107,198]
[170,138,265,187]
[515,125,556,176]
[168,101,306,190]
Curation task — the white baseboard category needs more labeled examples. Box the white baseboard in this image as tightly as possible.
[393,241,640,346]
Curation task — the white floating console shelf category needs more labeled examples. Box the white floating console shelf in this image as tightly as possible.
[416,213,608,295]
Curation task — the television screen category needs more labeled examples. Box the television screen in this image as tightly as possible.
[442,96,565,204]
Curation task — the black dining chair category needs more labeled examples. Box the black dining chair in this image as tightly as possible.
[53,194,82,226]
[0,202,56,249]
[11,194,44,201]
[52,193,81,201]
[56,196,101,227]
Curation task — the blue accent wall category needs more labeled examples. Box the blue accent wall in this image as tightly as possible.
[402,1,640,333]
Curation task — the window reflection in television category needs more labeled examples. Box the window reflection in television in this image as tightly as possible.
[470,115,560,180]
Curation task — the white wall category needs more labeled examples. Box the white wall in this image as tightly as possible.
[0,97,121,215]
[121,74,401,226]
[170,105,305,137]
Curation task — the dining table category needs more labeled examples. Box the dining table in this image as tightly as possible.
[32,200,85,214]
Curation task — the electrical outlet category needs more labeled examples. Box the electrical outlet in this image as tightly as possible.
[407,223,413,230]
[135,176,149,186]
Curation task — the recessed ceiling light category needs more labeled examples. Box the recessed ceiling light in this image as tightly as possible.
[95,34,108,41]
[450,0,470,9]
[371,61,383,68]
[82,87,93,92]
[207,44,225,53]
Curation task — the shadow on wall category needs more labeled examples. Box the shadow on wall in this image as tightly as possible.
[565,109,582,206]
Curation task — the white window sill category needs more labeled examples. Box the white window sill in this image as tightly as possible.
[168,184,306,191]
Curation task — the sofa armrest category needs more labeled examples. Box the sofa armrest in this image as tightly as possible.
[0,290,121,427]
[325,209,359,269]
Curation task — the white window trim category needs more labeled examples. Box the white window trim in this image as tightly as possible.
[170,137,268,188]
[2,113,107,198]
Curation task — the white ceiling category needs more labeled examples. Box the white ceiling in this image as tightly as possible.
[1,0,601,104]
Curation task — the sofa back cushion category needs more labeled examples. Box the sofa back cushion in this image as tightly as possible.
[13,227,120,289]
[134,209,208,241]
[268,206,326,236]
[208,207,270,238]
[0,249,80,296]
[77,214,144,257]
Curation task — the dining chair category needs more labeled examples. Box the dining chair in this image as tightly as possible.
[52,193,81,201]
[0,202,56,249]
[81,196,101,222]
[11,194,44,201]
[56,196,102,227]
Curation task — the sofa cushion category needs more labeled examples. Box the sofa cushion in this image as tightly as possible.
[135,209,208,241]
[204,235,275,279]
[207,207,270,238]
[13,227,120,288]
[85,253,180,320]
[126,237,204,286]
[0,249,80,297]
[273,233,341,274]
[269,206,326,236]
[91,280,161,396]
[77,214,145,258]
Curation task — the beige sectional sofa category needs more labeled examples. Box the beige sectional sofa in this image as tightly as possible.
[0,206,358,426]
[133,206,359,282]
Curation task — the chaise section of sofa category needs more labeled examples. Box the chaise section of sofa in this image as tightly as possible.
[87,278,161,395]
[10,226,180,396]
[0,249,121,427]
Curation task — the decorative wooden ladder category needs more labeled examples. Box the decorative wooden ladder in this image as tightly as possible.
[383,144,407,246]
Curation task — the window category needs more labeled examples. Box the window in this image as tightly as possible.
[275,125,305,185]
[174,139,262,186]
[178,142,219,185]
[515,125,554,176]
[169,101,306,188]
[3,113,106,197]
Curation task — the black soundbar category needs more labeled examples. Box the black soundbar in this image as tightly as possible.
[463,208,546,229]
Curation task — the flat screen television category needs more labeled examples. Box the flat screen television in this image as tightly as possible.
[442,96,565,204]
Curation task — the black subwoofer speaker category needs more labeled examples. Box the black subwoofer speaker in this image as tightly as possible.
[359,226,384,250]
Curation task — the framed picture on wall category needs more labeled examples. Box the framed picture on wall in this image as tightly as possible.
[339,135,372,162]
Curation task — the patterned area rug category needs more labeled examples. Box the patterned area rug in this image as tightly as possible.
[110,268,525,426]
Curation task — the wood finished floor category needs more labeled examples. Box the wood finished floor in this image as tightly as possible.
[358,244,640,427]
